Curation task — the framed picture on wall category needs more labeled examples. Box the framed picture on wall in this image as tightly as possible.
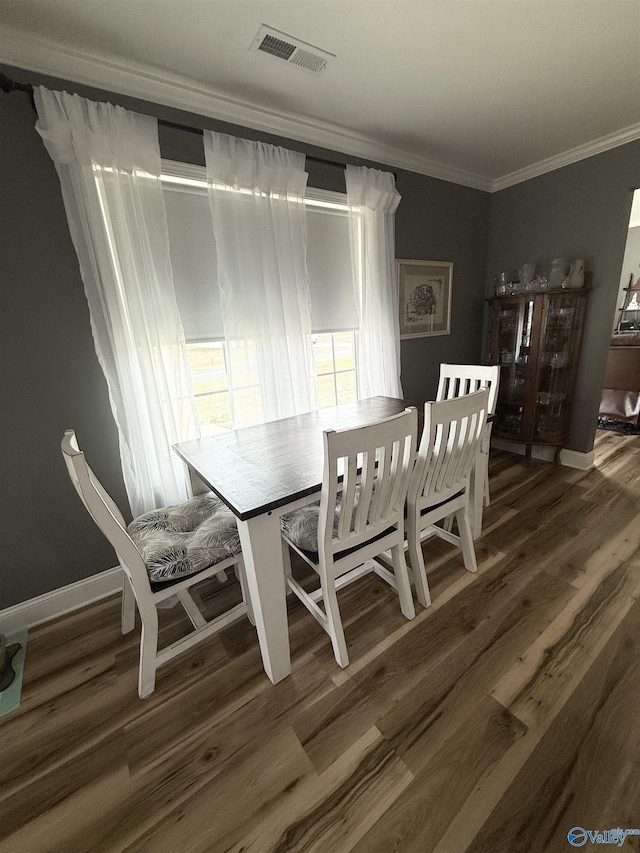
[397,259,453,338]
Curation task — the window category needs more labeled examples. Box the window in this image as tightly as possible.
[163,161,360,431]
[186,333,358,435]
[185,340,265,436]
[312,331,358,408]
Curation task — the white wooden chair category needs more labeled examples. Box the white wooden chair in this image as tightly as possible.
[407,389,489,608]
[61,430,253,698]
[280,408,418,668]
[437,363,500,537]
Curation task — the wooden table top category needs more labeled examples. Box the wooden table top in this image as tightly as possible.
[173,396,415,521]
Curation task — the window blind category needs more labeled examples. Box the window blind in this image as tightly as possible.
[162,164,359,340]
[306,204,359,332]
[164,185,225,342]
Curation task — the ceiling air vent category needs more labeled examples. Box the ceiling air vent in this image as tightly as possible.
[251,25,334,74]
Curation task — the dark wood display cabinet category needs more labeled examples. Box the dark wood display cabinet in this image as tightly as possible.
[487,280,590,461]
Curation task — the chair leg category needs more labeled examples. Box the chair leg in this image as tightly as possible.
[407,516,432,608]
[236,559,255,626]
[322,579,349,668]
[483,424,493,508]
[281,538,295,597]
[390,544,416,620]
[177,589,206,629]
[138,604,159,699]
[469,452,486,541]
[456,507,478,574]
[483,456,491,508]
[121,572,136,635]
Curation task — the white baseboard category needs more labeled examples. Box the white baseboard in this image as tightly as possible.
[491,438,595,470]
[0,566,123,635]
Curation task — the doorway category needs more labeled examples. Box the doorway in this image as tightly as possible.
[597,188,640,435]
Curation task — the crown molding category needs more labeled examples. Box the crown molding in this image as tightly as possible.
[491,122,640,192]
[4,27,638,195]
[0,27,493,192]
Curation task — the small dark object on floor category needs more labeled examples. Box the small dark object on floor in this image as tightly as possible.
[597,418,640,436]
[0,635,21,693]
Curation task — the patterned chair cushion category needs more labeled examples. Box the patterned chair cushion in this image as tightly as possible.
[128,493,240,584]
[281,489,366,554]
[281,493,394,562]
[281,501,338,555]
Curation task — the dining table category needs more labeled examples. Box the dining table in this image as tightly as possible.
[173,395,489,684]
[173,396,419,683]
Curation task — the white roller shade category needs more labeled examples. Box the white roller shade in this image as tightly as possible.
[162,163,359,340]
[164,185,224,341]
[306,203,359,332]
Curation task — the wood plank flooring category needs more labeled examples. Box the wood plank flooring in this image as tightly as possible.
[2,430,640,852]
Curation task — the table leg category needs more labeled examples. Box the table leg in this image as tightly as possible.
[187,467,209,497]
[237,513,291,684]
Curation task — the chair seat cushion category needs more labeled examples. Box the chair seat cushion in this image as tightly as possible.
[281,501,340,555]
[128,493,240,584]
[281,496,395,563]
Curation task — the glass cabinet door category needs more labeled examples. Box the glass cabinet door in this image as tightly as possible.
[494,298,534,436]
[534,294,577,439]
[488,285,588,453]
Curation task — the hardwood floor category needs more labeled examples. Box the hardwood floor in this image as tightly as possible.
[2,430,640,852]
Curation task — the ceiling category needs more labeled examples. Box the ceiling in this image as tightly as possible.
[1,0,639,191]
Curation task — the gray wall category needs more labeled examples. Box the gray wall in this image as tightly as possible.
[0,64,489,608]
[0,86,129,609]
[396,172,489,402]
[485,144,640,452]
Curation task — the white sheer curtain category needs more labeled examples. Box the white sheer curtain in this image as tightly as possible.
[203,131,317,425]
[346,165,403,399]
[34,87,198,517]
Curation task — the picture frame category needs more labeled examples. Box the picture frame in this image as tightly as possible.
[397,259,453,338]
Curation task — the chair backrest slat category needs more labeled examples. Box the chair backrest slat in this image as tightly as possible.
[319,408,417,562]
[338,453,359,541]
[410,390,489,510]
[367,444,385,526]
[372,440,395,525]
[386,438,404,519]
[354,449,375,534]
[437,364,500,415]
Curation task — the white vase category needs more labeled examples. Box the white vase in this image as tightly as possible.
[563,260,585,289]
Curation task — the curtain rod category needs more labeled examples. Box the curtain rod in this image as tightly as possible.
[0,72,36,110]
[155,117,353,173]
[2,73,397,179]
[0,74,346,172]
